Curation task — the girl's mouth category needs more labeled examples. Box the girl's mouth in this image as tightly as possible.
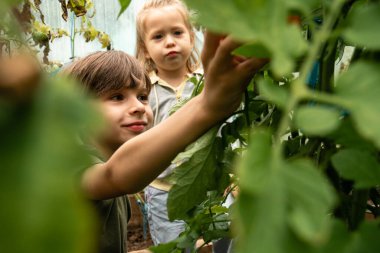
[167,51,178,57]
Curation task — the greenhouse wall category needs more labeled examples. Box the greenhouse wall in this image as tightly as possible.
[40,0,203,65]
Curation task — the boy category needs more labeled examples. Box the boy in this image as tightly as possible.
[2,32,267,253]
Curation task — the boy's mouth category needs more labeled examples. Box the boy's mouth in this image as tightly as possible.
[123,121,147,133]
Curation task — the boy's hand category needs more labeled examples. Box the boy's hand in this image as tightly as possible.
[0,54,41,102]
[201,31,268,119]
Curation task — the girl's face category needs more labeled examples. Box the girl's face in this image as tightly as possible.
[97,85,153,153]
[143,6,194,74]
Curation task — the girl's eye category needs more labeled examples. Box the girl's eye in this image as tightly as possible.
[174,30,183,36]
[109,94,124,101]
[153,34,163,40]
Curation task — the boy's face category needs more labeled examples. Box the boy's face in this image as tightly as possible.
[143,6,194,74]
[97,85,153,151]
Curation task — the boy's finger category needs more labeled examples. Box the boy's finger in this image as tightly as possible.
[201,31,225,70]
[213,36,242,65]
[238,57,269,72]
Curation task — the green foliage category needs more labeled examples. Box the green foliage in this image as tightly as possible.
[343,2,380,50]
[332,149,380,188]
[294,106,341,135]
[1,0,112,64]
[334,61,380,149]
[117,0,132,18]
[160,0,380,252]
[2,0,380,253]
[167,127,222,220]
[185,0,312,76]
[0,76,102,253]
[235,130,336,252]
[152,192,231,253]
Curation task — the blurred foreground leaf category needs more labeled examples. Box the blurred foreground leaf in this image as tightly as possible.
[236,130,336,253]
[335,61,380,149]
[0,76,102,253]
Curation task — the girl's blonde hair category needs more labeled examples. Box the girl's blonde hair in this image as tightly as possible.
[135,0,199,73]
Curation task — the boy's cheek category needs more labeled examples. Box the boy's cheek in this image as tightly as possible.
[146,119,154,130]
[146,106,154,129]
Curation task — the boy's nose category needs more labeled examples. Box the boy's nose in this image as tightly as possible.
[128,99,146,114]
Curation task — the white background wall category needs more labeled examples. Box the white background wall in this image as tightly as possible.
[40,0,145,64]
[39,0,203,65]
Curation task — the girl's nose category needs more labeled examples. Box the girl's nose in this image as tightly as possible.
[165,35,175,47]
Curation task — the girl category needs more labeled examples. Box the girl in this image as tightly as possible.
[135,0,202,245]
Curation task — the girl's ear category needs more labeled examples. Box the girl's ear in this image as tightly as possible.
[144,48,151,59]
[190,31,196,47]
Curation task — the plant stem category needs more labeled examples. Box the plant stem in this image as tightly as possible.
[304,90,351,109]
[244,90,251,126]
[192,74,204,97]
[70,12,76,59]
[274,0,347,157]
[349,189,369,230]
[296,0,346,90]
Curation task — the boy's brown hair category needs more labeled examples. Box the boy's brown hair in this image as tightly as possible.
[135,0,200,73]
[64,50,151,96]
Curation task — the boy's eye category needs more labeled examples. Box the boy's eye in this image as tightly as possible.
[109,94,124,101]
[137,94,149,102]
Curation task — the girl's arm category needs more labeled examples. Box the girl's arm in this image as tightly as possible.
[82,33,268,200]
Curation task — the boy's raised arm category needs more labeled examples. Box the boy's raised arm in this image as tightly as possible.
[82,33,268,200]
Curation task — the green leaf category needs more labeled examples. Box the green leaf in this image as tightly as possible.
[117,0,131,18]
[285,0,320,14]
[167,127,220,220]
[331,149,380,188]
[236,130,336,252]
[184,0,308,76]
[294,106,341,135]
[343,3,380,50]
[235,129,288,253]
[258,78,289,109]
[335,61,380,149]
[316,220,350,253]
[0,77,99,253]
[346,220,380,253]
[2,0,22,4]
[237,129,274,194]
[235,181,287,253]
[327,119,376,151]
[283,159,336,245]
[233,43,271,58]
[149,241,179,253]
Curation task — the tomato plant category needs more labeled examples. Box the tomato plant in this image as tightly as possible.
[1,0,110,67]
[2,0,380,253]
[151,0,380,252]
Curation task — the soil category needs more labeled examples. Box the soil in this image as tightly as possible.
[127,225,154,251]
[127,194,154,252]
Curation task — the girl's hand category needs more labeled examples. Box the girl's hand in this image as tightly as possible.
[200,31,268,119]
